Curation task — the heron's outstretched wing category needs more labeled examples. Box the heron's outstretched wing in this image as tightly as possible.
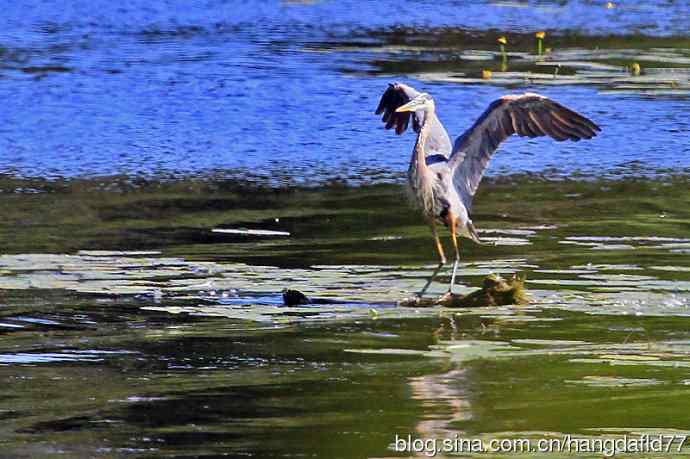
[449,93,600,209]
[375,83,452,156]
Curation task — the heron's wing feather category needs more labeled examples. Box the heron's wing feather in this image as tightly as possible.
[375,83,452,156]
[375,83,421,134]
[448,93,600,209]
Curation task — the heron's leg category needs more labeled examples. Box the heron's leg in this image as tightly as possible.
[432,220,447,265]
[418,220,447,298]
[448,216,461,294]
[418,262,444,298]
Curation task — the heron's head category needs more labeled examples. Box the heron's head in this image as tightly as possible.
[396,93,434,113]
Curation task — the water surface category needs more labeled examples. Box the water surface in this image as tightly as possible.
[1,0,689,182]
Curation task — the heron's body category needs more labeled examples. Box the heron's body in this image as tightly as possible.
[375,83,601,296]
[407,115,473,242]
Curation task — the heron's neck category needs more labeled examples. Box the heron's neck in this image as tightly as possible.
[412,111,434,171]
[408,110,436,216]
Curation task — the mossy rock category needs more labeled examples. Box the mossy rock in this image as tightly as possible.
[399,273,529,308]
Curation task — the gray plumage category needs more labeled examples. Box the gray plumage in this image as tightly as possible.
[375,82,601,296]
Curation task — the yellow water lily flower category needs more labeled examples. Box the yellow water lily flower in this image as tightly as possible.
[535,31,546,56]
[630,62,641,76]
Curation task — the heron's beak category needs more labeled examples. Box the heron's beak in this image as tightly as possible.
[396,98,425,112]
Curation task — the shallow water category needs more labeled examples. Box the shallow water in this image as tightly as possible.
[1,177,690,457]
[2,1,690,458]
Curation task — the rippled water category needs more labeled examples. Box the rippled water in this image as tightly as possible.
[2,1,690,458]
[1,0,689,182]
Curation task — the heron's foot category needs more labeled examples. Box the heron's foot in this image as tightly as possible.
[437,291,454,303]
[436,291,465,307]
[398,295,427,308]
[410,291,428,303]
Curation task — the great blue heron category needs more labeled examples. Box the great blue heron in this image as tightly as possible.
[375,83,600,297]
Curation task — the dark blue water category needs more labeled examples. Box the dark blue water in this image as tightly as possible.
[0,0,689,183]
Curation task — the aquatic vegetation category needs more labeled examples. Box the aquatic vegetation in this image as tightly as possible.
[497,36,508,61]
[497,35,508,71]
[535,31,545,56]
[325,29,690,94]
[629,61,642,76]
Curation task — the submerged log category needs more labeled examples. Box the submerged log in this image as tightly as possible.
[398,273,528,308]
